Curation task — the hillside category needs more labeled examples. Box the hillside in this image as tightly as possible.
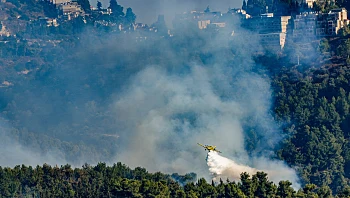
[272,64,350,191]
[0,0,52,35]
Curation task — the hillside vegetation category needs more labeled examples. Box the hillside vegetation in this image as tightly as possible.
[1,163,349,197]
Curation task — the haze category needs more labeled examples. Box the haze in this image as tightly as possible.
[90,0,242,25]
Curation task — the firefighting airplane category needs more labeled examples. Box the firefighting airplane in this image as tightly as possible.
[197,143,222,153]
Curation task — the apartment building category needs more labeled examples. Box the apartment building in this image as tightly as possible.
[242,14,291,50]
[293,12,317,38]
[327,8,349,35]
[293,8,349,38]
[243,15,291,33]
[173,10,223,30]
[259,32,287,51]
[52,0,71,4]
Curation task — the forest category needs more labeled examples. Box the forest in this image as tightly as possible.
[0,163,349,197]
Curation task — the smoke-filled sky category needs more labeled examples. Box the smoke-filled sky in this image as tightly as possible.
[89,0,242,25]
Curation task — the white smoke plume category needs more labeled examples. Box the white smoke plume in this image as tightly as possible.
[206,151,300,189]
[113,62,300,188]
[206,151,257,180]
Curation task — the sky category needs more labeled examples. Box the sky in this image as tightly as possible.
[89,0,243,25]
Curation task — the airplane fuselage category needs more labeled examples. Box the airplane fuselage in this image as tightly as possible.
[197,143,221,153]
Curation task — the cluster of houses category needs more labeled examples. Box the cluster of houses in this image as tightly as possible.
[33,1,350,51]
[32,0,86,29]
[39,0,161,32]
[38,0,114,27]
[45,0,85,21]
[1,0,349,52]
[172,6,349,51]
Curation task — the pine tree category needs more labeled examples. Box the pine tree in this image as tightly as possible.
[125,8,136,24]
[242,0,247,10]
[204,6,210,13]
[97,1,102,10]
[109,0,124,17]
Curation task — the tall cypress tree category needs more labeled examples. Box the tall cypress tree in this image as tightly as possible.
[242,0,247,10]
[125,7,136,24]
[97,1,102,10]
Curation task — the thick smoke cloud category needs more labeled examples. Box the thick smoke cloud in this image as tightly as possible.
[207,151,257,180]
[112,39,299,186]
[114,65,246,174]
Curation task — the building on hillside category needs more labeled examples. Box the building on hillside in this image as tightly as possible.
[133,23,149,31]
[260,13,274,18]
[227,8,251,19]
[173,10,223,30]
[57,2,85,20]
[184,10,222,21]
[259,32,287,51]
[209,22,226,28]
[242,14,291,51]
[242,15,291,33]
[305,0,314,7]
[292,8,349,38]
[326,8,349,35]
[292,12,318,39]
[53,0,71,4]
[0,22,10,37]
[300,0,314,8]
[198,20,211,29]
[221,9,251,32]
[38,17,59,27]
[91,7,112,15]
[295,0,336,8]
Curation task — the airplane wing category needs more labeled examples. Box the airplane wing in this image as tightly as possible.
[197,143,205,148]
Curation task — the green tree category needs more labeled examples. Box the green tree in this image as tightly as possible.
[97,1,102,10]
[204,6,210,13]
[76,0,91,12]
[109,0,124,17]
[337,38,350,60]
[242,0,247,10]
[277,181,295,198]
[239,172,255,197]
[253,172,277,197]
[318,38,330,53]
[125,7,136,24]
[316,186,333,198]
[337,186,350,197]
